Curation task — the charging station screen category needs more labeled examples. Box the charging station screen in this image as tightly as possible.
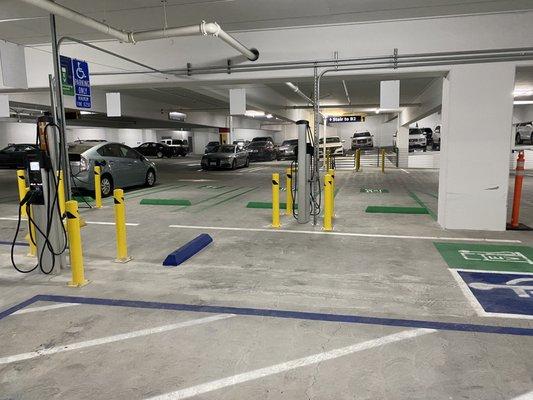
[29,161,40,171]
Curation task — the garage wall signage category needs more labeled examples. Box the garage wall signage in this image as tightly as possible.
[60,56,74,96]
[327,116,365,123]
[73,59,91,109]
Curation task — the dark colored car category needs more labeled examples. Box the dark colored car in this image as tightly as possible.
[201,144,249,170]
[135,142,175,158]
[247,141,277,161]
[277,139,298,160]
[0,143,39,169]
[252,136,274,144]
[420,128,433,146]
[205,141,220,154]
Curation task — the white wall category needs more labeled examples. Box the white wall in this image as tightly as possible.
[513,104,533,123]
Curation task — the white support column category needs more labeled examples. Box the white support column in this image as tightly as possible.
[438,63,516,231]
[396,121,409,168]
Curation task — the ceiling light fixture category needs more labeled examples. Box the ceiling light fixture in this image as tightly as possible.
[245,110,265,117]
[514,100,533,105]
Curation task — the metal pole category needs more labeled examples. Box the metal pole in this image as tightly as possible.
[313,67,320,226]
[50,14,72,199]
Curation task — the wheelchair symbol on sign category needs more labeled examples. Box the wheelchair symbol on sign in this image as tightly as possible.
[75,62,86,80]
[469,278,533,298]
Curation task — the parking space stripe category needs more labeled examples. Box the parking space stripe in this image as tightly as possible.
[0,314,234,365]
[193,187,259,212]
[145,328,435,400]
[25,294,533,337]
[12,303,80,315]
[167,224,521,243]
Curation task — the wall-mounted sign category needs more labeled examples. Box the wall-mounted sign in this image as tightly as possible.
[327,115,365,123]
[60,56,74,96]
[73,58,91,109]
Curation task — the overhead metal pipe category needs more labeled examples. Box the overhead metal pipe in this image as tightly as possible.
[342,80,351,105]
[19,0,259,61]
[285,82,314,104]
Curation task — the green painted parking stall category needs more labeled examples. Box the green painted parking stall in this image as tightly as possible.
[434,243,533,273]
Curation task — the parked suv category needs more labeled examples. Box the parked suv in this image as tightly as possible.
[251,136,274,144]
[351,132,373,150]
[160,138,188,156]
[420,128,433,146]
[515,122,533,145]
[319,136,345,157]
[409,128,427,152]
[277,139,298,160]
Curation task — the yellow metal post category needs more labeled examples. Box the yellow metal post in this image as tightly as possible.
[285,167,293,216]
[94,166,102,208]
[16,169,27,217]
[114,189,132,263]
[356,149,361,171]
[25,188,37,257]
[323,174,333,231]
[328,168,335,217]
[57,170,66,217]
[381,148,386,173]
[271,173,281,228]
[65,200,89,287]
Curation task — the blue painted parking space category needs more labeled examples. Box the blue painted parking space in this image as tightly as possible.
[457,271,533,318]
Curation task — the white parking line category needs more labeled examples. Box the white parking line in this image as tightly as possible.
[401,169,411,174]
[511,390,533,399]
[0,217,139,227]
[168,224,521,243]
[0,314,233,365]
[12,303,80,315]
[145,328,435,400]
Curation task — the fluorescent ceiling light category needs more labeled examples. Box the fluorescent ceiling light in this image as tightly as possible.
[169,111,186,121]
[513,88,533,97]
[245,110,265,117]
[514,100,533,105]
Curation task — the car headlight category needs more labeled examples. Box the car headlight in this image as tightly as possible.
[79,156,89,172]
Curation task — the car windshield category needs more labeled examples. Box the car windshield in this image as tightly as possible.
[282,140,298,146]
[207,142,219,146]
[252,137,271,142]
[409,129,423,135]
[319,137,340,144]
[218,145,235,153]
[68,143,97,154]
[353,132,370,137]
[248,141,267,148]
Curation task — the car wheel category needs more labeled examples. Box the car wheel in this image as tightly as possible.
[100,174,114,198]
[516,134,522,145]
[145,169,156,187]
[423,147,427,152]
[166,153,173,158]
[180,151,186,157]
[156,151,163,158]
[245,157,250,168]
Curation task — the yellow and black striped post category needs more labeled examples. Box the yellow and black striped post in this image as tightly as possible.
[285,167,293,216]
[114,189,131,263]
[16,169,27,217]
[94,166,102,208]
[65,200,89,287]
[323,174,333,231]
[272,173,281,228]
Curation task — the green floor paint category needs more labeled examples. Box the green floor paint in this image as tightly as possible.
[140,199,191,206]
[406,190,437,220]
[73,196,94,203]
[360,188,389,193]
[247,201,288,210]
[434,242,533,273]
[365,206,429,214]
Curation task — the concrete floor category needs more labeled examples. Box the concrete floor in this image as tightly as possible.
[0,156,532,399]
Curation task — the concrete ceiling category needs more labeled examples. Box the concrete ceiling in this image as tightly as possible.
[1,0,532,44]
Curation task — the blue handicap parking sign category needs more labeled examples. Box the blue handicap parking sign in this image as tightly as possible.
[73,59,91,108]
[457,271,533,317]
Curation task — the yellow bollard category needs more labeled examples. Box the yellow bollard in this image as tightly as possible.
[354,151,357,170]
[271,173,281,228]
[285,167,293,216]
[65,200,89,287]
[323,174,333,231]
[381,149,386,173]
[328,168,335,217]
[16,169,27,217]
[356,149,361,172]
[114,189,132,263]
[57,170,66,218]
[94,166,103,208]
[25,188,37,257]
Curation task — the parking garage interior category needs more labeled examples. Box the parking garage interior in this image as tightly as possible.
[0,1,532,399]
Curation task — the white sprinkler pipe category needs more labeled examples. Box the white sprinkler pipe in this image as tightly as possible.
[19,0,259,61]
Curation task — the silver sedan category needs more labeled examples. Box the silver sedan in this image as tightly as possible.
[69,141,157,197]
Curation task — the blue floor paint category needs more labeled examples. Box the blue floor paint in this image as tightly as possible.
[0,240,29,247]
[2,294,532,337]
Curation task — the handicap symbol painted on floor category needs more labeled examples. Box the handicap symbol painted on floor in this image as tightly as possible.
[457,271,533,318]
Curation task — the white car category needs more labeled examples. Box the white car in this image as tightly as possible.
[319,136,345,157]
[515,122,533,145]
[409,128,427,152]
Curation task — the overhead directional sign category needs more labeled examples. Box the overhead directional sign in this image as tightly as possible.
[457,271,533,317]
[327,116,365,123]
[73,58,91,109]
[60,56,74,96]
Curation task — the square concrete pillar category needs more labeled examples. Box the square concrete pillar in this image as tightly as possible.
[396,122,409,168]
[438,63,516,231]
